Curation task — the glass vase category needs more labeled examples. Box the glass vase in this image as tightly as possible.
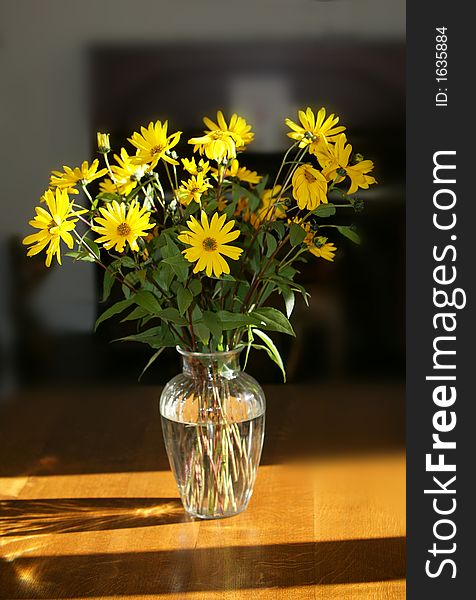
[159,348,266,519]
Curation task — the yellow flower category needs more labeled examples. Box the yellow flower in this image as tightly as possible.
[315,134,376,194]
[217,196,227,211]
[250,186,287,228]
[296,220,337,261]
[292,164,328,210]
[177,173,213,206]
[23,189,79,267]
[223,159,262,185]
[128,120,182,168]
[203,111,254,148]
[97,132,111,153]
[92,200,153,252]
[50,159,108,192]
[285,107,345,153]
[111,148,149,196]
[234,197,251,222]
[308,235,336,261]
[188,130,237,163]
[182,157,211,177]
[99,178,119,194]
[178,211,242,278]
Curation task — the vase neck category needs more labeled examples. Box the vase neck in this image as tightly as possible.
[178,348,242,380]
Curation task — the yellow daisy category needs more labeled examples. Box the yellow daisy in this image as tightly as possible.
[234,196,251,222]
[128,120,182,168]
[294,220,337,261]
[188,130,237,163]
[250,186,287,228]
[217,196,227,211]
[92,200,154,252]
[222,159,262,185]
[99,178,119,195]
[292,164,328,210]
[177,173,213,206]
[111,148,149,196]
[178,211,243,278]
[285,107,345,153]
[315,134,376,195]
[50,159,108,192]
[308,234,336,261]
[23,188,79,267]
[182,157,211,177]
[202,110,254,148]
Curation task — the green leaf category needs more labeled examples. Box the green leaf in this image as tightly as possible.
[153,262,174,291]
[157,307,188,326]
[282,286,295,318]
[279,264,297,278]
[120,306,149,322]
[251,307,295,336]
[95,298,133,331]
[192,305,203,321]
[118,327,163,346]
[82,239,100,259]
[202,311,223,339]
[247,192,260,212]
[265,233,277,257]
[118,324,177,348]
[252,329,286,382]
[289,223,307,247]
[134,290,162,314]
[312,203,336,217]
[163,254,189,282]
[194,322,210,345]
[139,347,166,381]
[65,250,96,263]
[96,191,122,203]
[165,235,180,256]
[254,174,269,196]
[337,226,361,244]
[123,270,147,292]
[111,256,136,270]
[189,279,202,296]
[270,221,286,239]
[177,285,193,316]
[217,310,257,331]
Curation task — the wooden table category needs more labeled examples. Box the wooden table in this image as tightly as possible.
[0,384,405,599]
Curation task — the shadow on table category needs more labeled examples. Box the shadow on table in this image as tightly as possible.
[0,497,187,537]
[0,536,405,598]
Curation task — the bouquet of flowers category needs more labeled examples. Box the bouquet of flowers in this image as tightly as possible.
[23,107,376,379]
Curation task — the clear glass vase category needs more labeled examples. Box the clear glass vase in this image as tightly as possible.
[159,348,266,519]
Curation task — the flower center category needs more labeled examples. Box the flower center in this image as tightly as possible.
[150,144,164,156]
[117,222,131,237]
[48,216,60,232]
[304,170,317,183]
[202,237,218,251]
[210,131,227,140]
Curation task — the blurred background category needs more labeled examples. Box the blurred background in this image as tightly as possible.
[0,0,404,396]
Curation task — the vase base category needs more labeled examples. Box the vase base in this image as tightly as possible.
[185,503,249,520]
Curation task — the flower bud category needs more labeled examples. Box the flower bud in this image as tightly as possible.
[315,236,328,247]
[97,132,111,154]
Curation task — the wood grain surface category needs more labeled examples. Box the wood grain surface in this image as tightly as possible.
[0,384,405,599]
